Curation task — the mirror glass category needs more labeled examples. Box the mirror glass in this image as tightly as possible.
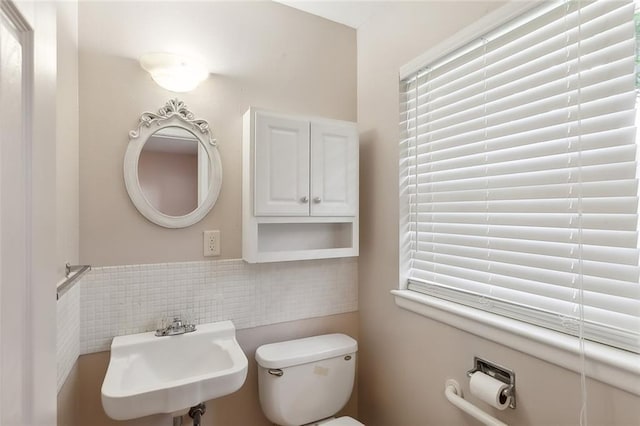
[137,126,210,217]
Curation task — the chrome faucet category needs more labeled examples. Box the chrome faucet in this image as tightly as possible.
[155,316,196,337]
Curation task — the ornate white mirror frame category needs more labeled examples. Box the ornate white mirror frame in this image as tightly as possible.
[124,99,222,228]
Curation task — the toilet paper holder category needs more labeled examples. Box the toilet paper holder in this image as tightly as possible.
[467,356,516,409]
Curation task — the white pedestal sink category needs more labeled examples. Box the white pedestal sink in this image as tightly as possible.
[101,320,248,421]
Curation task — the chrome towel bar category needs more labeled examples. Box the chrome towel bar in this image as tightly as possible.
[57,263,91,300]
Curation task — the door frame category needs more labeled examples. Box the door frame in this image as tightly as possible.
[1,1,57,424]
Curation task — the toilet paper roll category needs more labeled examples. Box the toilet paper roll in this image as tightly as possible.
[469,372,511,410]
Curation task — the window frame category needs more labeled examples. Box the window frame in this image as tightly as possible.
[395,0,640,395]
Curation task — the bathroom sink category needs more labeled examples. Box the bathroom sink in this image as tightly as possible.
[101,320,248,420]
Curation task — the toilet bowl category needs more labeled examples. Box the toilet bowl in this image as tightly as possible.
[255,334,364,426]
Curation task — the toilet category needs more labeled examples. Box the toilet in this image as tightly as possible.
[255,334,363,426]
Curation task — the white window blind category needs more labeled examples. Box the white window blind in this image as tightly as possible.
[400,0,640,353]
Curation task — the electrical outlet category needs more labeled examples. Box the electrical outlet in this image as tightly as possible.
[203,230,221,256]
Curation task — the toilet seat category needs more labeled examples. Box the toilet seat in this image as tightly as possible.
[320,416,364,426]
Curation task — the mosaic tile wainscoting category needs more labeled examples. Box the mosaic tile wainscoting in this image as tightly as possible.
[57,283,80,392]
[79,258,358,354]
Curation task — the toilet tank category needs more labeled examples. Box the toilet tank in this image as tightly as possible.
[256,334,357,426]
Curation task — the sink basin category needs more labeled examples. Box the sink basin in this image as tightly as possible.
[101,320,248,420]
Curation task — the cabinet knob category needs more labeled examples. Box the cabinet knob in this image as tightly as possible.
[313,197,322,203]
[300,196,309,203]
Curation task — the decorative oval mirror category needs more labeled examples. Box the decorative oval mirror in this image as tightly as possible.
[124,99,222,228]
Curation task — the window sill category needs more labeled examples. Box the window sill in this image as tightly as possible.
[391,289,640,396]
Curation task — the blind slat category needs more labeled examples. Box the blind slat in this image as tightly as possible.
[410,110,637,155]
[417,180,638,203]
[407,269,640,315]
[413,231,639,266]
[410,226,638,251]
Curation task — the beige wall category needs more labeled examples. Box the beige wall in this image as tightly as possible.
[78,1,356,267]
[70,313,357,426]
[56,0,80,282]
[356,2,640,425]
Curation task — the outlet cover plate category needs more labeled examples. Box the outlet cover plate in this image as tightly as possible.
[204,230,221,256]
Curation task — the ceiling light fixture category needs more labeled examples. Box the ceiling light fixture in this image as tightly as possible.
[140,53,209,93]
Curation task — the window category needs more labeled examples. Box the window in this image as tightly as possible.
[399,1,639,354]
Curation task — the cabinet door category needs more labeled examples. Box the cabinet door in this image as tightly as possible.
[310,122,358,216]
[255,113,310,216]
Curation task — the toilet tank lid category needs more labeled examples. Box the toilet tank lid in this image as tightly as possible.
[255,334,357,369]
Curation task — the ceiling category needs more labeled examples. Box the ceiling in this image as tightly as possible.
[272,1,384,29]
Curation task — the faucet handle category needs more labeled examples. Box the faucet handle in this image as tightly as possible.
[183,311,196,331]
[155,316,170,336]
[156,316,168,331]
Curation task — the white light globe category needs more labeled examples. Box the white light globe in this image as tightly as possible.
[140,53,209,93]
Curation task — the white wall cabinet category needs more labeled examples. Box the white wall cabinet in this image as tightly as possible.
[243,108,359,263]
